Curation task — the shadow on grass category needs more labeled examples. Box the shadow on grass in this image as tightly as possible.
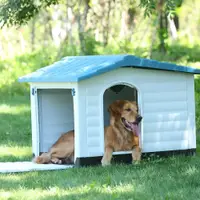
[0,154,32,162]
[0,112,31,146]
[0,95,31,147]
[0,82,30,97]
[0,95,32,162]
[0,157,200,199]
[0,93,30,106]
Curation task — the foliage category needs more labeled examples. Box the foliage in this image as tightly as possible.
[0,0,183,28]
[1,42,200,130]
[1,0,200,58]
[195,78,200,132]
[139,0,157,17]
[1,42,200,93]
[0,0,58,27]
[139,0,183,16]
[0,49,57,96]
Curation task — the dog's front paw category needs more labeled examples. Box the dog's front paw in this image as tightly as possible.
[101,159,111,167]
[132,147,141,163]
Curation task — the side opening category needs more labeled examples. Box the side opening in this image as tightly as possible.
[103,84,141,159]
[37,89,74,164]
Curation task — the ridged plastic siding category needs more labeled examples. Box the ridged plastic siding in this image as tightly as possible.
[77,68,195,156]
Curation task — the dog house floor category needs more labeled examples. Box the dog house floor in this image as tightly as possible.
[0,162,73,173]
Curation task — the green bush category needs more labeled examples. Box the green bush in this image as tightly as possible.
[0,50,55,96]
[1,43,200,131]
[195,77,200,132]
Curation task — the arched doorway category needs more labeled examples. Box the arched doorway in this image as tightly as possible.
[103,84,138,127]
[102,82,142,161]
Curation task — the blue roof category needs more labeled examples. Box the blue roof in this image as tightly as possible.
[18,55,200,82]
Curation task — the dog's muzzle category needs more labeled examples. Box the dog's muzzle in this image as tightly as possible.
[121,115,142,136]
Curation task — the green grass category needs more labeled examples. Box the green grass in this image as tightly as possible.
[0,95,32,162]
[1,154,200,200]
[0,95,200,200]
[1,49,200,199]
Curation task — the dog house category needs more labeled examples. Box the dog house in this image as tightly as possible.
[18,55,200,167]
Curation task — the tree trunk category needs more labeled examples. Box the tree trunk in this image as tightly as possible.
[19,29,26,54]
[120,10,128,38]
[168,1,182,41]
[66,0,73,45]
[148,16,159,58]
[157,0,168,53]
[103,0,111,47]
[31,17,36,51]
[77,0,90,54]
[127,7,136,41]
[167,15,177,40]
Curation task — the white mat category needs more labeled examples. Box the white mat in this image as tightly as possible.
[0,162,73,173]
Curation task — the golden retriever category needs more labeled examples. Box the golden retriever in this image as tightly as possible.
[34,100,142,166]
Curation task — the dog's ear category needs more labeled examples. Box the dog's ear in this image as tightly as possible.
[108,100,125,116]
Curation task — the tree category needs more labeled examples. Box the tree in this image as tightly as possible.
[139,0,182,17]
[140,0,183,52]
[0,0,184,57]
[0,0,182,27]
[76,0,91,53]
[0,0,58,27]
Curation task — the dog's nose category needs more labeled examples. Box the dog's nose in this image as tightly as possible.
[136,115,142,123]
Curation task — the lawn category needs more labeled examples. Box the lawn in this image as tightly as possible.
[0,95,32,162]
[1,51,200,200]
[1,95,200,200]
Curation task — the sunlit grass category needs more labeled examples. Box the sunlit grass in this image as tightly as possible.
[0,157,200,200]
[0,95,32,161]
[0,145,32,162]
[0,104,30,114]
[0,146,31,156]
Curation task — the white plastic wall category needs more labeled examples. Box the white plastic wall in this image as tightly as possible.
[29,69,196,160]
[37,89,74,152]
[77,68,196,157]
[30,83,77,157]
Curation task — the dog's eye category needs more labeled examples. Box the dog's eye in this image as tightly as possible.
[125,108,131,112]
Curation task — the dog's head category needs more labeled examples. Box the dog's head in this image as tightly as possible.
[108,100,142,136]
